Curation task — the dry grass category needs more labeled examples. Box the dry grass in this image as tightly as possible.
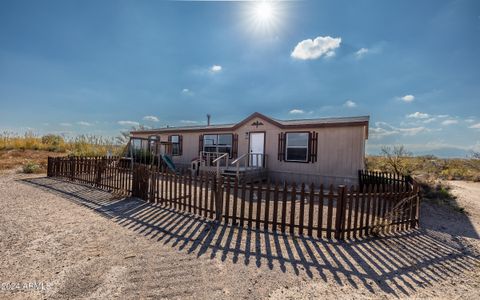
[366,154,480,213]
[0,132,124,157]
[366,155,480,182]
[0,150,65,173]
[0,132,126,173]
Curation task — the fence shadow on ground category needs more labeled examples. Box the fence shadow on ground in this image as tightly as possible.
[21,177,479,298]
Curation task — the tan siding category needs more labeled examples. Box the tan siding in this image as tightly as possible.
[131,115,367,185]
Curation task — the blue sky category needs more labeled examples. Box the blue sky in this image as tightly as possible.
[0,0,479,157]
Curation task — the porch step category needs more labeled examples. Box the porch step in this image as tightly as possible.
[221,167,267,185]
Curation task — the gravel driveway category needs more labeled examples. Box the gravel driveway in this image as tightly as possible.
[1,171,479,299]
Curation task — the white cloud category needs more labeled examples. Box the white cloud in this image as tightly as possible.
[180,120,199,124]
[210,65,222,72]
[400,94,415,102]
[465,118,475,123]
[423,118,436,124]
[118,120,140,127]
[181,88,194,96]
[325,51,336,58]
[441,119,458,126]
[370,121,430,139]
[77,121,92,126]
[343,100,357,108]
[407,112,430,119]
[469,123,480,129]
[400,127,430,136]
[354,48,369,59]
[60,123,72,127]
[289,109,305,114]
[369,127,398,139]
[291,36,341,60]
[143,116,159,122]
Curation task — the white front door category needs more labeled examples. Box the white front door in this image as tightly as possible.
[249,132,265,167]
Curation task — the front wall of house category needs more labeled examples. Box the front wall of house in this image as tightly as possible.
[131,116,366,185]
[234,117,366,185]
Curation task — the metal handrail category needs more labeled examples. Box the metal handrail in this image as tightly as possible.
[200,151,225,167]
[213,152,229,178]
[230,153,267,179]
[230,153,247,165]
[212,152,228,163]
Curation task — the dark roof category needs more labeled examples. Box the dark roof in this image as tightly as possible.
[131,112,369,135]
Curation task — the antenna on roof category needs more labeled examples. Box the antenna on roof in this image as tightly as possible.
[207,114,211,126]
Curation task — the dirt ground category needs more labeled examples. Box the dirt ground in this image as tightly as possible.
[1,170,479,299]
[0,150,65,172]
[448,180,480,227]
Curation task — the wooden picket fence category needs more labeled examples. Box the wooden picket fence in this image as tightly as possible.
[48,156,420,240]
[358,170,413,192]
[47,156,132,194]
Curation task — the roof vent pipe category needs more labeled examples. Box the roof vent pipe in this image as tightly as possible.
[207,114,211,126]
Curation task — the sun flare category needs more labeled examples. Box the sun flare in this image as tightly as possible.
[254,2,274,23]
[243,0,284,35]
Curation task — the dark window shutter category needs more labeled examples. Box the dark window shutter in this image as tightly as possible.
[179,135,183,156]
[167,135,173,156]
[278,132,285,161]
[309,131,318,163]
[232,134,238,158]
[198,134,203,155]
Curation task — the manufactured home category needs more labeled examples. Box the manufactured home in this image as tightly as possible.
[130,112,369,185]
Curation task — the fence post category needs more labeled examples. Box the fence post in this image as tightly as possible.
[358,170,363,192]
[70,156,75,181]
[55,157,60,177]
[214,176,223,221]
[334,185,347,240]
[95,158,102,187]
[47,157,51,177]
[412,182,420,228]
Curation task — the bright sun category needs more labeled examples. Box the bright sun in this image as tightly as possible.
[254,2,274,23]
[244,1,283,35]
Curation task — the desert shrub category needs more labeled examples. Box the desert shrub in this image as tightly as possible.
[417,180,466,213]
[41,134,63,145]
[66,135,121,157]
[378,145,412,175]
[22,162,41,174]
[41,134,65,151]
[367,154,480,182]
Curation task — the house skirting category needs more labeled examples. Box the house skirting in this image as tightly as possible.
[267,170,357,186]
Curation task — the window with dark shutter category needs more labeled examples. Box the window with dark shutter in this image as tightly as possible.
[202,134,233,158]
[169,135,182,156]
[278,132,285,161]
[285,132,309,162]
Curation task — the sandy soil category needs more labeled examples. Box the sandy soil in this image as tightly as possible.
[0,150,65,171]
[448,180,480,224]
[1,171,479,299]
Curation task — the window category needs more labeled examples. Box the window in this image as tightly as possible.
[203,134,233,157]
[285,132,309,162]
[169,135,182,156]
